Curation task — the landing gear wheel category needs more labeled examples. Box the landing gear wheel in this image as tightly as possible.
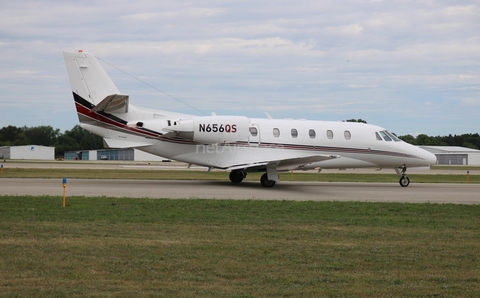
[399,176,410,187]
[229,170,245,183]
[260,173,276,188]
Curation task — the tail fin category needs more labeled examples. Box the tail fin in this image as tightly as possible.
[63,51,120,105]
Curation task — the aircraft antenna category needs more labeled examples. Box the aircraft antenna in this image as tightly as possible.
[97,57,207,116]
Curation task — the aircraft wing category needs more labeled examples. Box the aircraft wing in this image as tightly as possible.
[226,154,338,172]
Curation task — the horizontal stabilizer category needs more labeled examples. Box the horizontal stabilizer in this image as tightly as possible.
[92,94,129,113]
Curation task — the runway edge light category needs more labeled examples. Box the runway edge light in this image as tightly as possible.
[62,178,67,207]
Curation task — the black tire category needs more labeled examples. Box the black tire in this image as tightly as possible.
[399,176,410,187]
[260,173,276,187]
[229,170,244,183]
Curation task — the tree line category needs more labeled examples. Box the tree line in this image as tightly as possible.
[399,133,480,149]
[1,124,479,157]
[0,125,103,157]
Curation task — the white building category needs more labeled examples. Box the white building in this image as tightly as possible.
[64,148,169,161]
[420,146,480,166]
[0,145,55,160]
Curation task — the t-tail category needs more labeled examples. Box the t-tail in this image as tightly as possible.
[63,51,130,124]
[63,50,194,149]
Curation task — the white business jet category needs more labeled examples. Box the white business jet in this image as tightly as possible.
[63,51,437,187]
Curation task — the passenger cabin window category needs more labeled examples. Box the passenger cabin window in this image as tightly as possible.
[273,128,280,137]
[309,129,316,139]
[291,129,298,138]
[344,130,351,140]
[249,127,258,137]
[376,132,382,141]
[326,130,334,139]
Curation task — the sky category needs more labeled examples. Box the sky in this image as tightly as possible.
[1,0,479,137]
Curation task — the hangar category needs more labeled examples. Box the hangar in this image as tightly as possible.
[0,145,55,160]
[420,146,480,166]
[64,148,169,162]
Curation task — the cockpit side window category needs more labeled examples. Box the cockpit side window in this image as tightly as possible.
[379,131,392,141]
[375,132,382,141]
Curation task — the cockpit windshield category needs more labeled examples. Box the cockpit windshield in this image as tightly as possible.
[384,130,401,141]
[378,130,401,142]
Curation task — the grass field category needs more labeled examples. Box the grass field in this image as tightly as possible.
[1,196,479,297]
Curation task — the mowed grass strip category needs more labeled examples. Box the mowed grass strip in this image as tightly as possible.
[2,167,479,183]
[1,196,479,297]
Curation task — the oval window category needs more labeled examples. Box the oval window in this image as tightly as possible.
[291,129,298,138]
[249,127,258,137]
[273,128,280,137]
[309,129,316,139]
[326,130,334,139]
[344,130,351,140]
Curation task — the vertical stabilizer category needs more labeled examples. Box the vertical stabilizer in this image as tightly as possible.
[63,51,120,105]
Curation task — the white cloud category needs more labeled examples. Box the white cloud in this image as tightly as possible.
[461,98,480,106]
[442,5,477,16]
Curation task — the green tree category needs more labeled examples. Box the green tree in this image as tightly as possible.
[0,125,24,146]
[399,134,417,145]
[23,126,60,146]
[54,125,103,156]
[345,119,367,123]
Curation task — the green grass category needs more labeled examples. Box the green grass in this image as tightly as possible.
[1,196,479,297]
[431,165,480,171]
[1,167,479,183]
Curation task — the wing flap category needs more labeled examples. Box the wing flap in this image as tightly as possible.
[276,154,338,170]
[226,154,338,172]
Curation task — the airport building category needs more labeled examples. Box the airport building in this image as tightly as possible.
[0,145,55,160]
[420,146,480,166]
[64,148,169,162]
[3,144,480,165]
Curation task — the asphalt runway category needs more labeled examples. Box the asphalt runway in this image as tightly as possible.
[1,178,479,204]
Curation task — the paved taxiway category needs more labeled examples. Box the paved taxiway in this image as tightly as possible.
[1,178,479,204]
[1,161,478,204]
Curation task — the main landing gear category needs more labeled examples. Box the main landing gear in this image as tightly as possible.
[397,165,410,187]
[229,170,277,187]
[229,170,246,183]
[260,173,276,188]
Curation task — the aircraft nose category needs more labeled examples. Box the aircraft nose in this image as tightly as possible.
[423,151,437,166]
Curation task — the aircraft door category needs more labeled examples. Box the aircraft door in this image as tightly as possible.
[249,124,260,146]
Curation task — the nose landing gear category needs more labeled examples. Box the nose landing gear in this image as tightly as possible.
[396,165,410,187]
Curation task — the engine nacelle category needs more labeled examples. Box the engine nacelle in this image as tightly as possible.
[165,116,251,144]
